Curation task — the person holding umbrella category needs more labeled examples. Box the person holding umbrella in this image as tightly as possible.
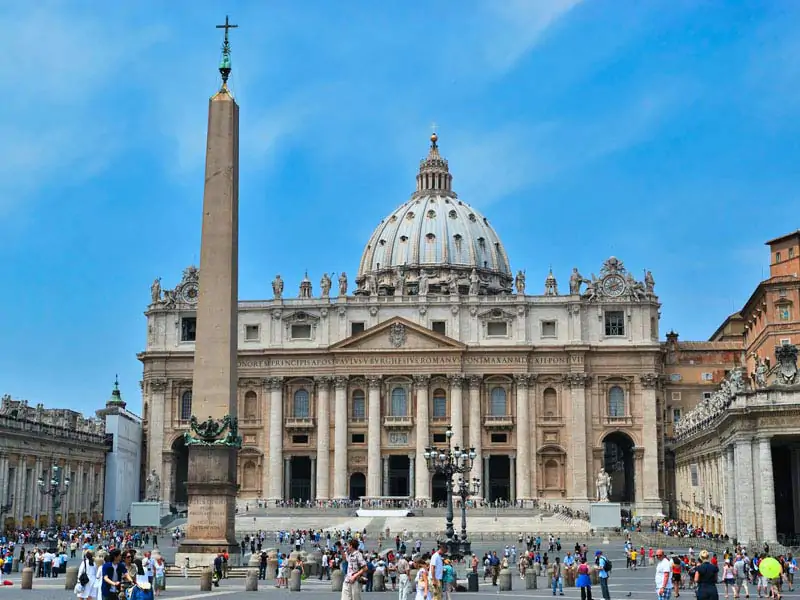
[758,556,783,600]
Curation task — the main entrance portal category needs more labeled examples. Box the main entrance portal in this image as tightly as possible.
[388,455,410,497]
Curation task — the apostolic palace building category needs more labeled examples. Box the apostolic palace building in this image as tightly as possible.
[139,134,666,517]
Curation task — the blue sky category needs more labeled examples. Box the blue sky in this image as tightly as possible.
[2,1,798,415]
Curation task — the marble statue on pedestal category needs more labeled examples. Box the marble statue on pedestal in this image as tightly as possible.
[145,469,161,501]
[272,275,284,299]
[595,468,611,502]
[338,272,348,296]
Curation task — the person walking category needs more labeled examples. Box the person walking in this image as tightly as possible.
[722,559,735,599]
[694,550,719,600]
[552,556,564,596]
[655,549,674,600]
[342,538,368,600]
[596,550,611,600]
[733,553,750,600]
[397,554,410,600]
[577,556,593,600]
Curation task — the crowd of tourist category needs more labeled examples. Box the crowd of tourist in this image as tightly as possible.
[654,519,730,542]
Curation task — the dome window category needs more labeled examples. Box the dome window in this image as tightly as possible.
[379,239,387,246]
[427,210,436,218]
[406,212,415,220]
[453,234,462,242]
[477,237,486,249]
[468,213,477,222]
[425,233,436,241]
[400,235,408,242]
[448,210,457,219]
[483,217,489,224]
[389,215,397,222]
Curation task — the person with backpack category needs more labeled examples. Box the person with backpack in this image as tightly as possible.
[596,550,612,600]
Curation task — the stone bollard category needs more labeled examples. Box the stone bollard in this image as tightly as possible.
[200,568,213,592]
[21,567,33,590]
[534,563,541,576]
[248,554,260,568]
[289,568,302,591]
[565,567,576,587]
[64,566,79,591]
[374,570,386,591]
[590,569,600,586]
[525,571,537,589]
[498,568,512,591]
[304,560,317,578]
[245,568,259,592]
[266,558,278,582]
[331,569,344,592]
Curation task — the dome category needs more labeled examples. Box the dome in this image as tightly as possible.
[356,134,513,296]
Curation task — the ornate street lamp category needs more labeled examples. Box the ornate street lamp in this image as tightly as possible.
[38,464,70,548]
[423,426,477,556]
[454,476,481,556]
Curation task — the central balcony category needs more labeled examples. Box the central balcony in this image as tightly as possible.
[483,415,515,430]
[284,417,316,432]
[383,415,414,430]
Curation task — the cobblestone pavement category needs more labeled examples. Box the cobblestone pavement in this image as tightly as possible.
[4,538,797,600]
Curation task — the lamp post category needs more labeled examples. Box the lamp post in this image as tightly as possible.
[454,476,481,556]
[423,426,477,556]
[38,464,70,548]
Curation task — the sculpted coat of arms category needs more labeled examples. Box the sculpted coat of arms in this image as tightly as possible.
[388,323,407,348]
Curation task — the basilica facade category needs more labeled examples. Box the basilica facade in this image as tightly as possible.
[140,134,666,516]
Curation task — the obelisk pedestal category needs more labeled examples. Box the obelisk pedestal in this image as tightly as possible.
[176,18,241,568]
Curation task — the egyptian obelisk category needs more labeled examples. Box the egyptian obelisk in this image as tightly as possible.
[177,16,241,566]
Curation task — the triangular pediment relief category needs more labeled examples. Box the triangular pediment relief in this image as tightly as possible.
[477,307,516,322]
[331,316,465,351]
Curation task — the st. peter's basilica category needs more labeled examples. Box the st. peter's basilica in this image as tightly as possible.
[140,134,665,517]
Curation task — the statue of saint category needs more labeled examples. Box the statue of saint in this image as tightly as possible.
[272,274,284,299]
[448,271,459,295]
[145,469,161,501]
[569,268,584,295]
[469,268,480,295]
[595,468,611,502]
[418,270,429,296]
[644,270,655,294]
[150,277,162,304]
[395,269,406,296]
[320,273,332,298]
[338,272,348,296]
[515,270,526,295]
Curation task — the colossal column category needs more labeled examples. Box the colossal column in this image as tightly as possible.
[734,438,756,544]
[333,377,349,499]
[640,373,661,508]
[315,377,331,500]
[468,376,483,488]
[268,378,284,502]
[759,437,777,543]
[367,377,382,497]
[567,373,590,503]
[414,375,430,501]
[178,18,242,564]
[147,379,168,498]
[514,375,530,500]
[450,374,464,489]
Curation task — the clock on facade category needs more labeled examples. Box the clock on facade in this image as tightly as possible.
[181,283,199,304]
[601,274,626,297]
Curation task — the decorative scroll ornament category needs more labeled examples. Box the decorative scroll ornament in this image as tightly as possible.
[388,323,407,348]
[577,257,651,302]
[184,414,242,448]
[775,344,799,385]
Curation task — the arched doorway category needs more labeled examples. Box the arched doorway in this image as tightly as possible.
[487,456,511,502]
[603,431,635,503]
[171,436,189,506]
[431,473,448,504]
[349,473,366,501]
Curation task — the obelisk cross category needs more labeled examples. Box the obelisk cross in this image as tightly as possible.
[216,15,238,85]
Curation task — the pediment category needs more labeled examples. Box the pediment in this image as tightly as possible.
[477,307,516,322]
[331,317,465,351]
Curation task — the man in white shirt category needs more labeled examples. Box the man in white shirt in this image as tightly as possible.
[654,549,673,600]
[430,543,446,600]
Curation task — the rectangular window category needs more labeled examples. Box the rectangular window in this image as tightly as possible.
[671,391,681,401]
[291,324,312,339]
[672,408,681,424]
[780,288,788,298]
[487,321,508,336]
[690,463,699,487]
[180,317,197,342]
[779,306,791,321]
[352,396,366,419]
[541,320,557,337]
[776,251,782,262]
[703,392,712,400]
[432,396,447,418]
[432,433,447,444]
[490,433,508,444]
[604,311,625,336]
[291,434,309,445]
[351,322,365,336]
[431,321,447,335]
[781,338,792,345]
[791,247,796,258]
[244,324,260,341]
[701,372,713,381]
[351,433,365,444]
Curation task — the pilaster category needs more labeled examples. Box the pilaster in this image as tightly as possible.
[268,377,284,501]
[333,376,349,499]
[315,376,332,500]
[566,373,590,502]
[514,375,531,500]
[414,375,430,501]
[367,376,382,497]
[468,376,483,488]
[148,378,168,500]
[639,373,661,507]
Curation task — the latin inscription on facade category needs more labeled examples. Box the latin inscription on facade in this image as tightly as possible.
[532,355,583,365]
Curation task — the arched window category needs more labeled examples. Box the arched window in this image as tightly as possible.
[543,388,557,418]
[391,387,407,416]
[608,386,625,417]
[293,389,310,418]
[180,391,192,421]
[244,391,257,420]
[490,387,507,416]
[242,461,257,489]
[432,388,447,419]
[352,390,366,420]
[544,459,560,488]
